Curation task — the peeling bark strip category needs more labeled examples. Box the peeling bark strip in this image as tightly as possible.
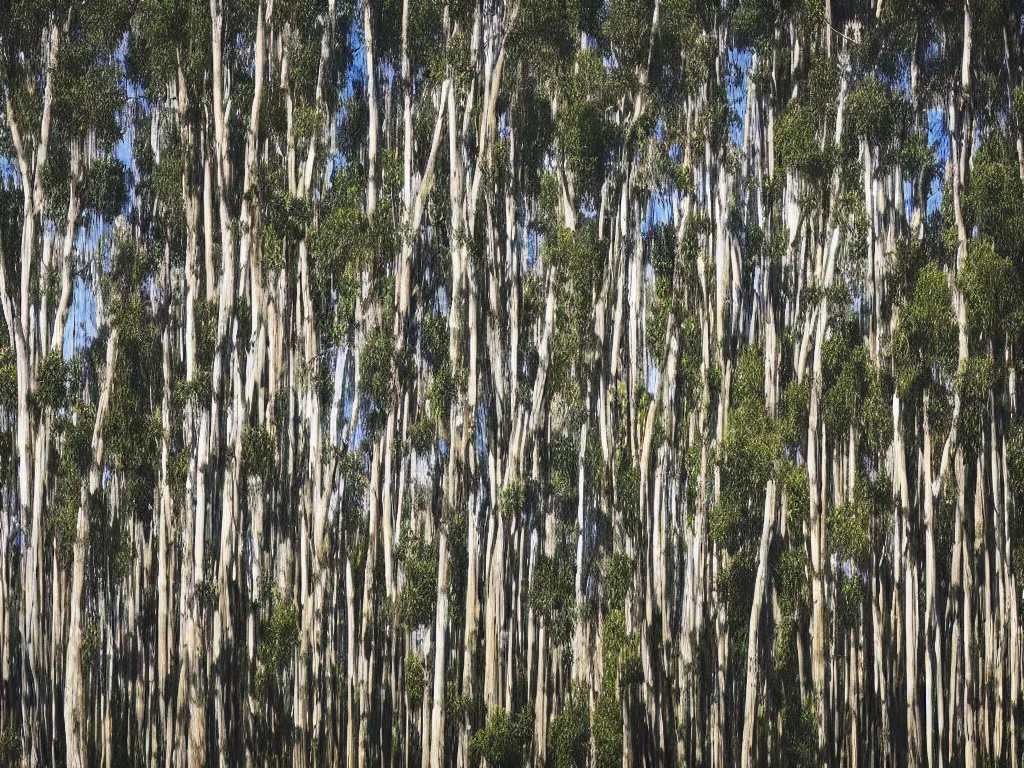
[2,2,1024,767]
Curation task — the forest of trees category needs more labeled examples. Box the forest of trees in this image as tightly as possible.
[1,0,1024,765]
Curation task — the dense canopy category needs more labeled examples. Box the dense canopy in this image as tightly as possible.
[1,1,1023,767]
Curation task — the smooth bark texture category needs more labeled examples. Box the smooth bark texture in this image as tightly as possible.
[2,2,1024,767]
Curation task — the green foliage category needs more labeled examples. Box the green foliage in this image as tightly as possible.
[431,361,466,421]
[715,346,780,549]
[964,135,1024,262]
[603,0,657,69]
[530,551,576,645]
[863,364,894,453]
[265,599,301,666]
[256,592,300,699]
[263,169,312,247]
[774,610,798,675]
[133,126,186,242]
[556,56,618,203]
[836,573,863,633]
[959,239,1022,339]
[781,379,810,449]
[293,103,323,149]
[956,356,995,458]
[536,173,563,235]
[1014,548,1024,607]
[781,698,819,768]
[862,469,893,535]
[602,552,633,611]
[548,224,602,383]
[615,450,641,533]
[775,547,807,616]
[173,373,212,412]
[49,1,131,148]
[34,350,69,412]
[828,500,870,566]
[601,608,640,689]
[779,464,807,533]
[309,174,376,335]
[499,480,525,520]
[443,504,470,627]
[0,347,16,410]
[445,680,473,722]
[733,0,784,53]
[394,345,416,389]
[901,132,936,184]
[619,641,643,687]
[717,549,756,644]
[110,526,135,583]
[104,291,163,530]
[650,222,676,281]
[513,0,597,74]
[845,77,911,167]
[549,686,590,767]
[1008,424,1024,501]
[593,687,623,768]
[82,619,101,669]
[548,433,580,511]
[235,298,253,352]
[395,532,438,629]
[409,417,436,454]
[194,299,219,371]
[889,234,948,310]
[241,425,275,480]
[806,54,840,122]
[420,313,449,370]
[693,93,731,150]
[893,263,956,394]
[405,653,426,702]
[82,156,128,219]
[733,343,765,405]
[360,330,395,407]
[646,227,676,357]
[821,336,878,438]
[3,1,1016,759]
[469,708,534,768]
[127,0,211,98]
[0,726,20,768]
[49,404,97,565]
[775,103,830,182]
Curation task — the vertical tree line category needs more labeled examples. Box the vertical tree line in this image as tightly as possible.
[1,0,1023,766]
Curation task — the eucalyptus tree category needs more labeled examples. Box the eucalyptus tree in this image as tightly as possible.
[2,1,1024,767]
